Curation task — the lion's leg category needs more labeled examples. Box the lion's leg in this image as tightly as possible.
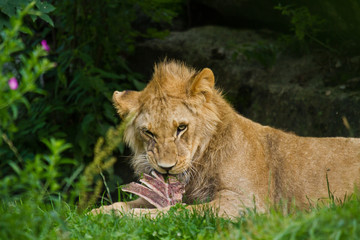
[90,197,154,215]
[124,191,246,219]
[116,191,239,218]
[91,190,264,218]
[186,189,265,218]
[127,190,264,219]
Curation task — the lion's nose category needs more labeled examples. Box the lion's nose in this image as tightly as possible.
[158,163,176,171]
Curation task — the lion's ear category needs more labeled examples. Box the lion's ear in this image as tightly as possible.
[112,90,140,118]
[189,68,215,102]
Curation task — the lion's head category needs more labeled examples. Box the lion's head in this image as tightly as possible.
[113,60,221,179]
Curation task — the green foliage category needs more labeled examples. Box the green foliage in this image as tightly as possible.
[0,200,66,240]
[0,5,83,209]
[0,2,53,130]
[275,5,325,43]
[275,4,336,53]
[0,138,76,201]
[0,0,55,30]
[0,2,54,160]
[278,0,360,54]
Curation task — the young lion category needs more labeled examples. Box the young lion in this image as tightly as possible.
[92,60,360,218]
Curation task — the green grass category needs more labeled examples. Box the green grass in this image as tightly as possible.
[1,196,359,240]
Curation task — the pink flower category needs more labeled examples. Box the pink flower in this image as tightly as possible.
[8,77,18,90]
[41,40,50,52]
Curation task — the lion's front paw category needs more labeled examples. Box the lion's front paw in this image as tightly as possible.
[130,206,171,218]
[89,202,129,215]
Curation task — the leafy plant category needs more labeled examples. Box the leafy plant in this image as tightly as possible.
[275,4,336,53]
[0,2,55,160]
[0,0,55,30]
[0,138,76,200]
[0,3,82,206]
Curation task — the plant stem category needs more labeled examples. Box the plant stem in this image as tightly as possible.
[0,129,23,163]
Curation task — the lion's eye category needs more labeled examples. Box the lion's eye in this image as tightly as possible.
[142,129,154,138]
[177,124,187,135]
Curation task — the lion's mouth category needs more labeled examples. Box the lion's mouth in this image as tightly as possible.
[151,167,191,185]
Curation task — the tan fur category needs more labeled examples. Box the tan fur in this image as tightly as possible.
[92,60,360,218]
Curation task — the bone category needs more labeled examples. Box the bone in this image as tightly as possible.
[121,171,185,209]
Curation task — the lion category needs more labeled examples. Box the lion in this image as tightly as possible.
[91,60,360,218]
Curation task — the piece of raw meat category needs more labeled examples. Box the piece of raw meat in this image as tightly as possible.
[122,171,185,208]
